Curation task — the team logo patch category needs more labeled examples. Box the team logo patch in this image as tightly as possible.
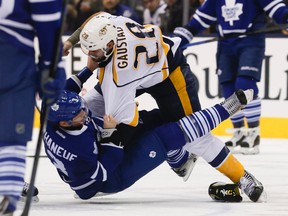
[99,26,107,37]
[82,32,89,40]
[51,103,59,111]
[149,151,156,158]
[221,0,243,26]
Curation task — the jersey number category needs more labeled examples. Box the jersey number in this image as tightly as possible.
[126,23,159,69]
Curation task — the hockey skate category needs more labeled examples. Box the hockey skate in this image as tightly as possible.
[0,196,10,216]
[220,89,254,116]
[240,127,260,155]
[172,153,198,182]
[0,196,17,216]
[20,182,39,203]
[208,182,242,202]
[225,127,245,153]
[238,170,266,202]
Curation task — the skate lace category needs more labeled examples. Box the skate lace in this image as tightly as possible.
[225,128,245,142]
[239,174,255,196]
[221,94,241,115]
[22,182,29,193]
[241,128,259,144]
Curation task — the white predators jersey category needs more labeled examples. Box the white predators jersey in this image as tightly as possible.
[95,13,181,126]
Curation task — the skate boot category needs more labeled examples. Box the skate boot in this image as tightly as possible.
[172,153,198,182]
[220,89,254,116]
[238,170,267,202]
[20,182,39,203]
[240,127,260,155]
[225,127,245,153]
[0,196,15,216]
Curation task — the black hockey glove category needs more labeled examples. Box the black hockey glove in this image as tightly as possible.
[208,182,243,202]
[99,128,122,147]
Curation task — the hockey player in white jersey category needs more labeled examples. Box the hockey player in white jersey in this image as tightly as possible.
[173,0,288,154]
[44,88,266,203]
[64,11,204,181]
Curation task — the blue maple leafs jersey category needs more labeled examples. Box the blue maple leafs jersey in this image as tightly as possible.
[44,116,124,196]
[187,0,288,38]
[0,0,63,63]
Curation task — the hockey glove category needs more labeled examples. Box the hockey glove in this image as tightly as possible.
[208,182,243,202]
[99,128,122,147]
[37,61,66,106]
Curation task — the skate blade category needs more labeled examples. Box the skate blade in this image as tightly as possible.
[256,189,267,203]
[241,146,260,155]
[227,145,241,154]
[20,196,39,203]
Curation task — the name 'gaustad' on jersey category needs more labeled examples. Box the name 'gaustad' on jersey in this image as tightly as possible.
[116,26,128,69]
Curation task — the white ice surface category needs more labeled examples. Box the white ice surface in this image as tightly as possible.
[16,134,288,216]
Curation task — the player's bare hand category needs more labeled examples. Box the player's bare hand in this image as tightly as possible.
[63,40,73,56]
[103,115,118,129]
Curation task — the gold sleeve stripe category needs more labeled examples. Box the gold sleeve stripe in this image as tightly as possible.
[112,51,118,84]
[169,67,193,115]
[128,104,139,127]
[216,154,245,183]
[98,67,105,84]
[159,32,170,56]
[162,61,169,80]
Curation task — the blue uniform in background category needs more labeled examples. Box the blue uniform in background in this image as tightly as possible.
[0,0,66,213]
[104,2,143,24]
[174,0,288,154]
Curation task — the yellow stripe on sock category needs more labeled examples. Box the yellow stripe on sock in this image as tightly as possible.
[216,154,244,183]
[212,117,288,138]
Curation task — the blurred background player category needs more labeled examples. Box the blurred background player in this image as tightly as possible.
[101,0,143,24]
[0,0,66,215]
[142,0,167,27]
[173,0,288,155]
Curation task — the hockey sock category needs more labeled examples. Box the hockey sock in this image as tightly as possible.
[166,149,189,168]
[231,111,245,128]
[243,97,261,128]
[214,152,245,183]
[179,104,229,142]
[0,143,26,211]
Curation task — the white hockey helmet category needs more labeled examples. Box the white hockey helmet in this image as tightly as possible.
[80,15,117,60]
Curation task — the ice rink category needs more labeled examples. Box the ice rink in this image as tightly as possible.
[16,134,288,216]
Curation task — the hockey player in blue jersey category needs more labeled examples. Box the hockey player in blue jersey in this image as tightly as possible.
[174,0,288,155]
[0,1,66,215]
[43,88,266,203]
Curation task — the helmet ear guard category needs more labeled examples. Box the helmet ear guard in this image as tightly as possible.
[80,15,117,61]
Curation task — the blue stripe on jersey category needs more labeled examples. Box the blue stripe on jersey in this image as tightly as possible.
[208,146,230,168]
